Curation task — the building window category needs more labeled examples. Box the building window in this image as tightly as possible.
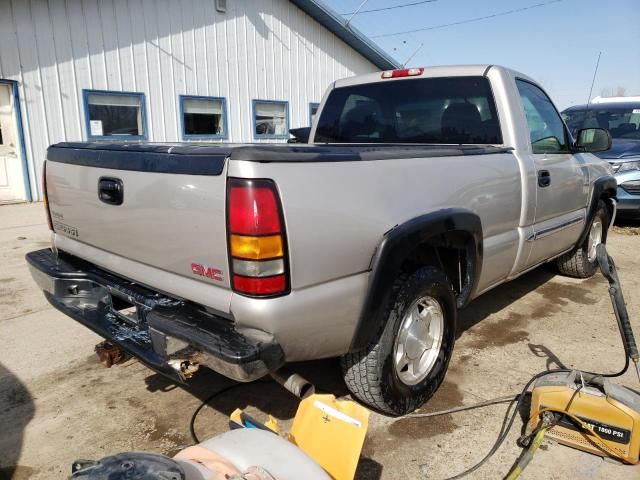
[83,90,146,139]
[309,103,320,125]
[180,95,228,139]
[253,100,289,139]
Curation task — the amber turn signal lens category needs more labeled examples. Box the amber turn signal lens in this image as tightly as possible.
[230,234,283,260]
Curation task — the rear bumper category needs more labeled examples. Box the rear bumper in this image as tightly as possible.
[26,249,284,383]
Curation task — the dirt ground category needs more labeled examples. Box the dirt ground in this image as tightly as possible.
[1,202,640,480]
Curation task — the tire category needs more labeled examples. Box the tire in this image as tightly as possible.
[341,266,457,416]
[557,200,609,278]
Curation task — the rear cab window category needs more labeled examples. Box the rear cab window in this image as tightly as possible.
[313,76,502,145]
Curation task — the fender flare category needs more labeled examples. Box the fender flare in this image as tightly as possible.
[577,175,617,246]
[349,209,483,351]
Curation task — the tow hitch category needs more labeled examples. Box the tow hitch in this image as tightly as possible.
[94,341,128,368]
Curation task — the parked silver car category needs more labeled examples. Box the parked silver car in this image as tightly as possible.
[563,102,640,219]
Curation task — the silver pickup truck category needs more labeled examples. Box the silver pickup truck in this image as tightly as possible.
[28,65,616,415]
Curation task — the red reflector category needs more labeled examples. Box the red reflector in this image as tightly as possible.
[233,274,286,295]
[228,181,281,235]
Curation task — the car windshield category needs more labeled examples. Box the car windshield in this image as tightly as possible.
[313,76,502,144]
[562,106,640,140]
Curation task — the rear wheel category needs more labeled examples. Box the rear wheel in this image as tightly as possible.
[557,200,609,278]
[341,266,456,415]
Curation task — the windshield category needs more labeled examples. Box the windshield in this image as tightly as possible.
[314,76,502,144]
[562,107,640,140]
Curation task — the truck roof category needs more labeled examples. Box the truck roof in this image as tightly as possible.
[333,64,529,88]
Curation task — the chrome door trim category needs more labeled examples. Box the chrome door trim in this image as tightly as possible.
[526,214,585,242]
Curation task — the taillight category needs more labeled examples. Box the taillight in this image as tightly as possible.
[227,178,289,297]
[381,67,424,79]
[42,161,53,231]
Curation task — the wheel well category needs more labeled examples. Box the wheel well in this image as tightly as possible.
[600,189,616,224]
[399,230,476,307]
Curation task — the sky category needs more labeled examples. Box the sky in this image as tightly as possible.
[323,0,640,110]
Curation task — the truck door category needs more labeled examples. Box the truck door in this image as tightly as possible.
[515,79,589,267]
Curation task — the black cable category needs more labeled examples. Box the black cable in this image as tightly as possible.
[189,383,250,444]
[443,369,565,480]
[407,395,518,418]
[371,0,565,39]
[341,0,439,16]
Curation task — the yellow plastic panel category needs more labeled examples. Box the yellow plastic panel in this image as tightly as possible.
[289,394,370,480]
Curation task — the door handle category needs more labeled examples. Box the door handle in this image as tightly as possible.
[98,177,124,205]
[538,170,551,188]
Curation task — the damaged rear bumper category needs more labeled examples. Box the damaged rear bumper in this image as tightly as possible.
[26,248,284,383]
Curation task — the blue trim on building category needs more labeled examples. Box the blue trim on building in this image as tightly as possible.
[290,0,400,71]
[0,79,32,202]
[309,102,320,125]
[82,89,148,141]
[252,99,290,140]
[179,95,229,140]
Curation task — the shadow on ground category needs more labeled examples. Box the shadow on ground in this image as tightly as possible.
[456,265,557,337]
[145,357,349,421]
[0,363,35,480]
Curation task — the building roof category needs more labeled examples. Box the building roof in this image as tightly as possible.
[290,0,400,71]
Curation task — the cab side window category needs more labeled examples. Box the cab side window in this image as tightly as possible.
[516,80,569,154]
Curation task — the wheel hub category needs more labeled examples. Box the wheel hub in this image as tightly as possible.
[394,296,444,386]
[588,218,603,263]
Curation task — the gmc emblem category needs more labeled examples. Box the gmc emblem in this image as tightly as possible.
[191,263,223,282]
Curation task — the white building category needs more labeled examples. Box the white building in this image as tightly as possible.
[0,0,397,203]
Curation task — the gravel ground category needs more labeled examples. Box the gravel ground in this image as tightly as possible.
[1,202,639,480]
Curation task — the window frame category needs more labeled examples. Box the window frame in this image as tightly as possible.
[82,89,148,141]
[252,99,290,139]
[515,78,571,154]
[309,102,320,125]
[179,94,229,140]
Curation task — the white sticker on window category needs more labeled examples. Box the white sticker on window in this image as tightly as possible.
[89,120,103,137]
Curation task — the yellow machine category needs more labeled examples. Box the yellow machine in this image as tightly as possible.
[528,371,640,464]
[527,245,640,466]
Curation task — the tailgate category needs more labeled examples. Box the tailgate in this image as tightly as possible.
[45,142,232,311]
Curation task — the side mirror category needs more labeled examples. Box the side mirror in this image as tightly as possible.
[575,128,612,153]
[287,127,311,144]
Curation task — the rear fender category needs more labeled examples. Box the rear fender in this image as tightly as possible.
[349,209,483,351]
